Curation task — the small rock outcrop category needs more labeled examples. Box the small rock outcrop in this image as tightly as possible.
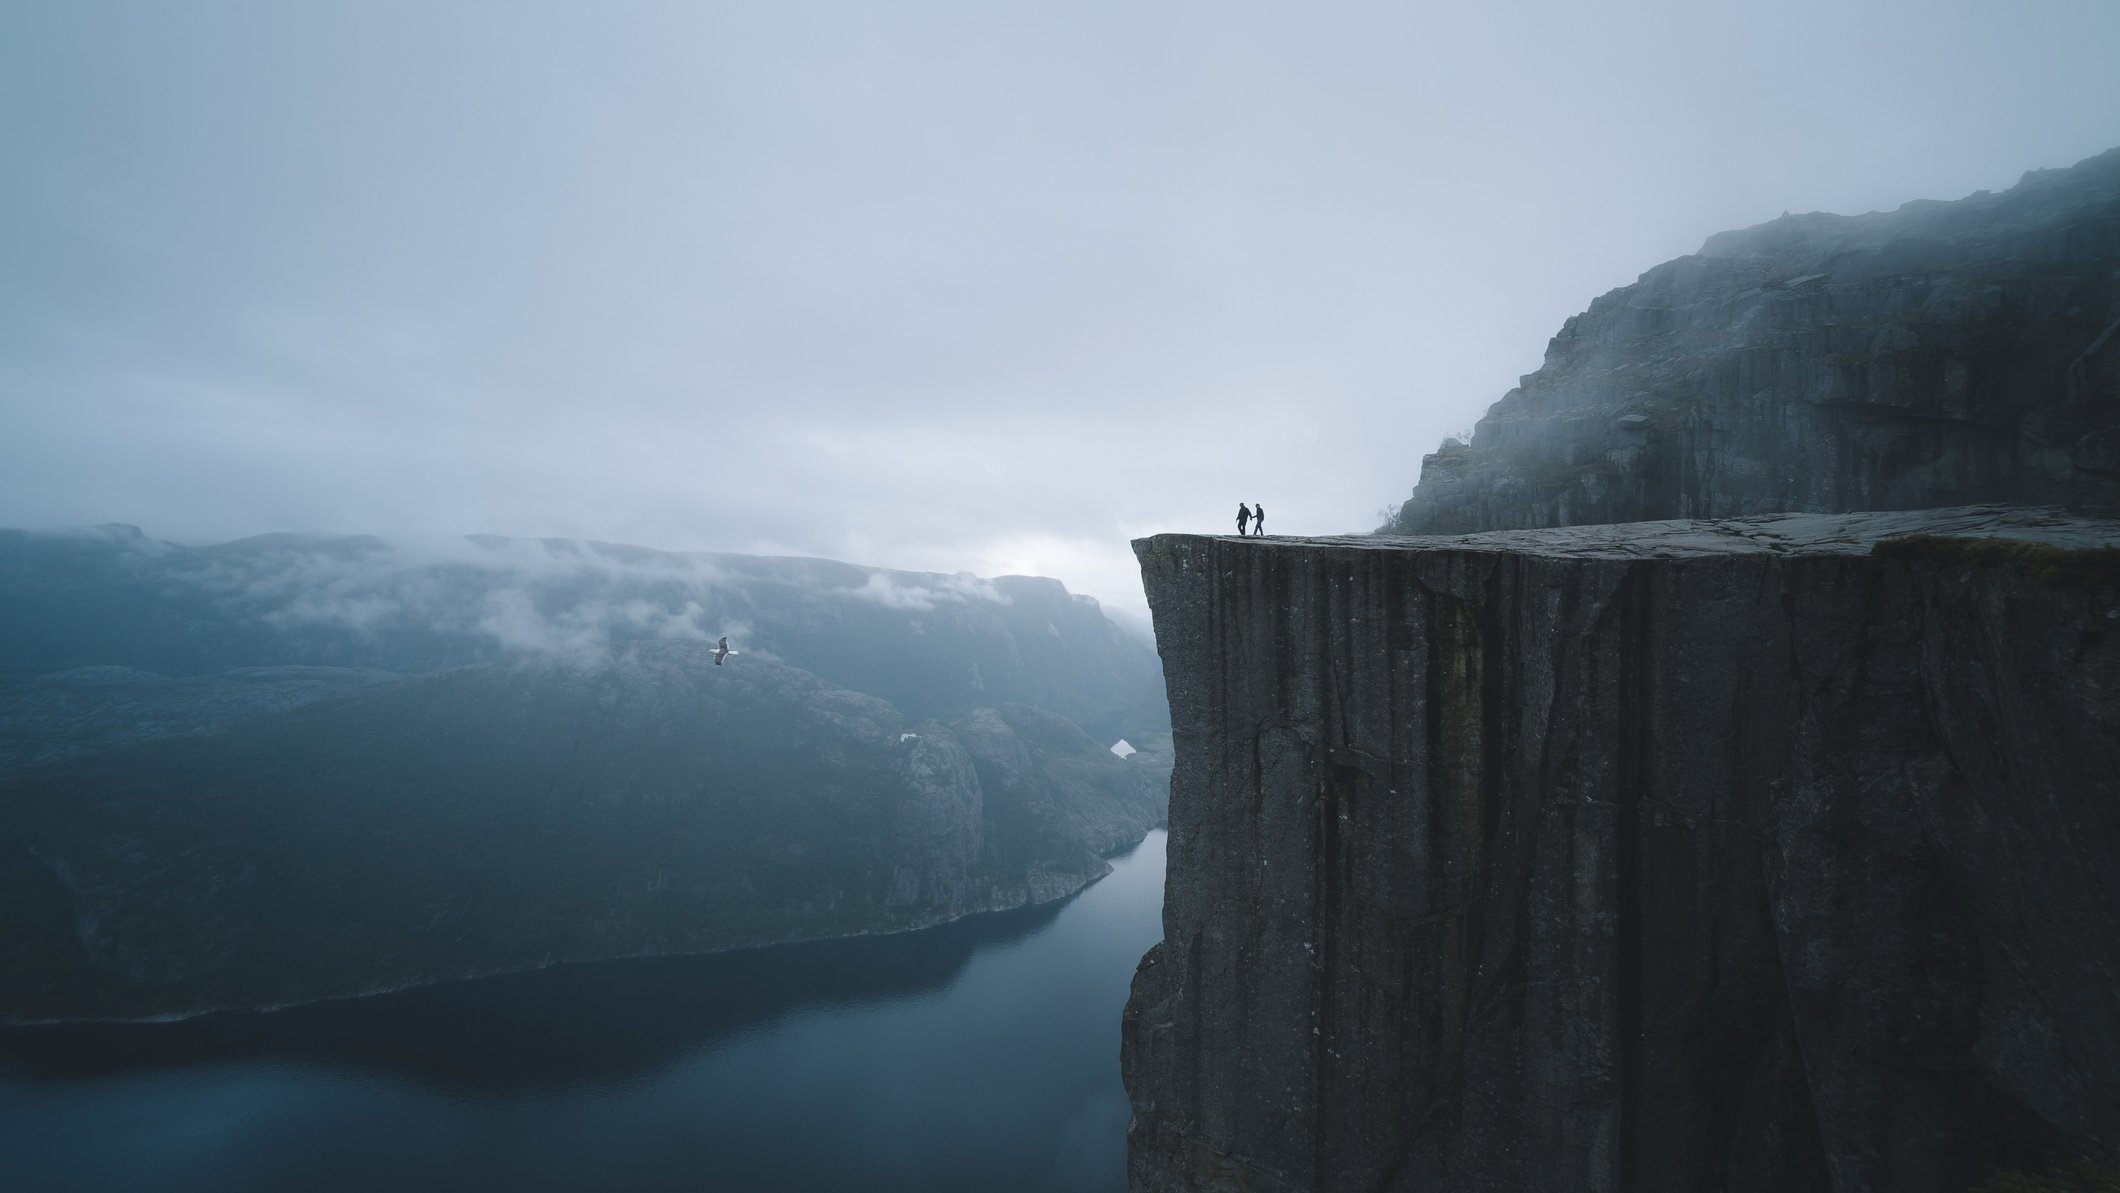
[1124,509,2119,1192]
[1382,147,2120,534]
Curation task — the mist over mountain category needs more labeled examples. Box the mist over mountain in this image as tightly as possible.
[1134,143,2120,1192]
[0,525,1170,1022]
[1380,145,2120,534]
[0,524,1167,744]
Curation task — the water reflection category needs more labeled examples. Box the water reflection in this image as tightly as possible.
[2,896,1068,1092]
[0,832,1166,1193]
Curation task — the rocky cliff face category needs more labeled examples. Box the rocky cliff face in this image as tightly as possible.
[1382,147,2120,534]
[1124,508,2119,1192]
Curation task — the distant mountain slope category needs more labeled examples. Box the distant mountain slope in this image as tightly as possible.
[1,642,1161,1022]
[0,527,1170,1021]
[0,664,403,773]
[1382,145,2120,533]
[0,525,1169,744]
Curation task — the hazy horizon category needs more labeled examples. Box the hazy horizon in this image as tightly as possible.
[6,1,2118,616]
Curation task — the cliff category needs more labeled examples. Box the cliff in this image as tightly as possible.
[1381,146,2120,534]
[1124,508,2120,1192]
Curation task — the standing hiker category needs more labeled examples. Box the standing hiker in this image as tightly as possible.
[1236,503,1252,536]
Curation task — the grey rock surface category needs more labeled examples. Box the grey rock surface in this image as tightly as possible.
[1124,509,2120,1192]
[1381,147,2120,534]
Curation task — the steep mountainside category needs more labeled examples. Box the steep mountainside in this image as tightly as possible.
[1382,146,2120,534]
[0,527,1170,1022]
[2,643,1161,1022]
[1125,510,2118,1192]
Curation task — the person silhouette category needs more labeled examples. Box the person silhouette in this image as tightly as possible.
[1236,503,1251,536]
[1252,503,1265,536]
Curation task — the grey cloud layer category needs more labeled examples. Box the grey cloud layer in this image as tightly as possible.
[136,531,1013,662]
[4,2,2118,616]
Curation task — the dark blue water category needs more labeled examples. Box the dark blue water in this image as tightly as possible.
[0,831,1166,1193]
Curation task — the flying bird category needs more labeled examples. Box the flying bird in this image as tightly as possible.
[713,637,733,666]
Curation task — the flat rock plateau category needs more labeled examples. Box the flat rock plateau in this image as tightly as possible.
[1124,507,2119,1192]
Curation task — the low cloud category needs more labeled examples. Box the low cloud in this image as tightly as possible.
[97,530,1034,662]
[847,571,1008,612]
[165,534,734,661]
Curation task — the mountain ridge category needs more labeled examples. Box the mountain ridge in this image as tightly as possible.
[1381,145,2120,534]
[0,528,1171,1022]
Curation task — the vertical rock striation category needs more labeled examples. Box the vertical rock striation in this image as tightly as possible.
[1124,508,2120,1192]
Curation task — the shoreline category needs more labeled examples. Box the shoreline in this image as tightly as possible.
[2,823,1165,1029]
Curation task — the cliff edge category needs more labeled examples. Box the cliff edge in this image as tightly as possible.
[1124,508,2119,1192]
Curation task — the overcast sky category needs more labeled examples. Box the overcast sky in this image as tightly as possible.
[4,1,2117,615]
